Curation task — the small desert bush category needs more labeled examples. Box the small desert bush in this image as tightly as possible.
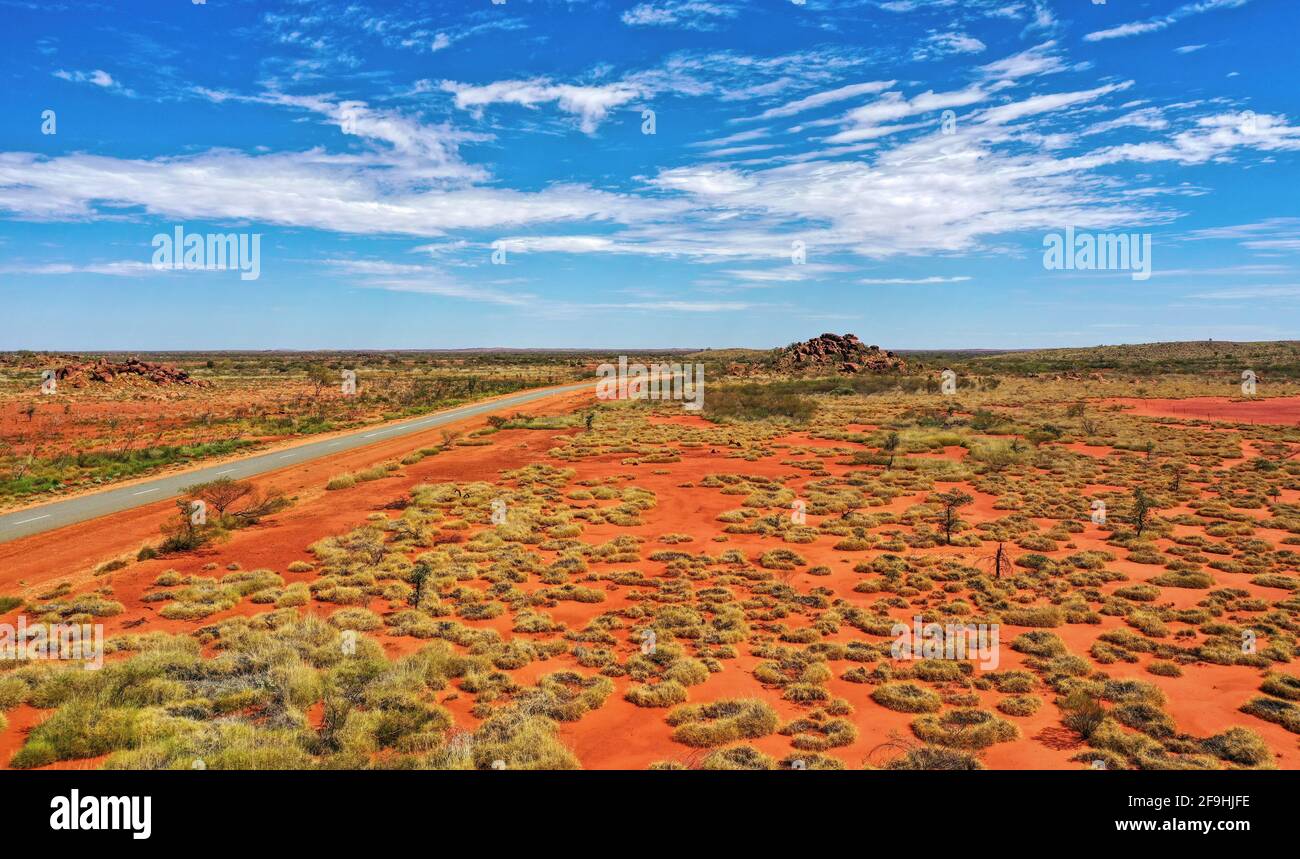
[666,698,779,747]
[1059,689,1106,739]
[883,745,984,770]
[871,682,942,713]
[1260,673,1300,701]
[700,745,777,770]
[1146,660,1183,678]
[1201,727,1272,767]
[1001,606,1063,628]
[326,473,357,491]
[997,695,1041,717]
[328,607,383,631]
[624,681,689,708]
[1150,570,1214,589]
[911,708,1019,750]
[1240,697,1300,734]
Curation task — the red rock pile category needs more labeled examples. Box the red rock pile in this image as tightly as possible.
[776,333,907,374]
[56,357,209,388]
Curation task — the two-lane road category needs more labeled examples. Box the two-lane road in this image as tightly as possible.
[0,381,591,544]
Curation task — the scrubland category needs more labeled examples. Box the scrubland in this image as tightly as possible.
[1,343,1298,770]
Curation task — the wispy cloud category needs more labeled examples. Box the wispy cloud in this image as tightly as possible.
[1085,0,1252,43]
[52,68,132,96]
[913,31,986,62]
[0,261,159,276]
[1187,218,1300,251]
[441,79,644,134]
[742,80,896,122]
[621,1,741,31]
[859,276,972,284]
[1185,285,1300,300]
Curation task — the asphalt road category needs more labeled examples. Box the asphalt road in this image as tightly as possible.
[0,381,592,545]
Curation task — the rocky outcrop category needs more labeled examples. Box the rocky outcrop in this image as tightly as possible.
[776,333,906,374]
[56,357,209,388]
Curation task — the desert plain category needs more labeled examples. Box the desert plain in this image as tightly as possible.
[1,336,1298,771]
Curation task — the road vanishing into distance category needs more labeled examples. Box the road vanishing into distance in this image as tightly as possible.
[0,381,592,545]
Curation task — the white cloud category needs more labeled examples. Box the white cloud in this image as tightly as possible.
[440,79,644,133]
[621,1,740,30]
[0,149,680,236]
[1085,0,1251,42]
[0,261,160,276]
[744,80,897,121]
[913,31,987,62]
[1187,218,1300,251]
[362,277,538,307]
[977,41,1066,82]
[721,264,856,284]
[859,275,972,284]
[6,42,1298,283]
[825,85,987,144]
[52,69,130,95]
[256,92,486,178]
[690,127,773,148]
[1186,285,1300,300]
[611,300,755,312]
[977,82,1133,127]
[1081,107,1170,137]
[1105,111,1300,165]
[325,259,537,306]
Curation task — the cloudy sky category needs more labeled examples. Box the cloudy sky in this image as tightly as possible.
[1,0,1298,349]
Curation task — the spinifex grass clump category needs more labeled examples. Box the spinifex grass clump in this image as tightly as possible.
[871,682,942,713]
[665,698,779,747]
[911,708,1019,750]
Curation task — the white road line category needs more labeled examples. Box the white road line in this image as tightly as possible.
[279,454,295,459]
[215,469,236,475]
[133,488,160,496]
[13,514,51,525]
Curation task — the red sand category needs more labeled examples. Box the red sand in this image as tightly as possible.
[2,392,1298,771]
[1101,395,1300,425]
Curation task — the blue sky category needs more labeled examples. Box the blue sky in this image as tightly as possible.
[1,0,1298,350]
